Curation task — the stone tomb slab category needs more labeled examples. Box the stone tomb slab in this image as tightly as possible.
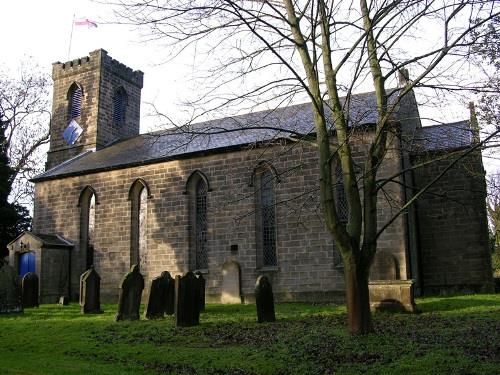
[145,271,174,319]
[116,265,144,321]
[220,260,242,304]
[0,262,23,314]
[255,275,275,323]
[22,272,39,308]
[174,272,200,327]
[195,272,206,311]
[80,266,103,314]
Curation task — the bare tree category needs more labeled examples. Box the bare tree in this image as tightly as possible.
[111,0,499,333]
[0,62,51,207]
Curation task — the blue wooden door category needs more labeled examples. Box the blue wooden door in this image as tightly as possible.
[19,252,35,277]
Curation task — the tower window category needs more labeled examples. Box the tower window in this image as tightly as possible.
[68,83,83,119]
[113,88,127,125]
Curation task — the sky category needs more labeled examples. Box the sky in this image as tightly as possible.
[1,1,498,174]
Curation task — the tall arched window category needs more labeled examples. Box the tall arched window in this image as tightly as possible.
[67,82,83,119]
[79,186,98,270]
[129,179,150,268]
[334,161,349,224]
[253,163,278,268]
[332,158,349,267]
[113,87,128,125]
[186,171,210,271]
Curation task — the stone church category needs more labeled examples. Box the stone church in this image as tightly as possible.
[8,50,493,304]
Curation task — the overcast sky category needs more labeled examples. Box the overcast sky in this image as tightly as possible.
[2,1,498,174]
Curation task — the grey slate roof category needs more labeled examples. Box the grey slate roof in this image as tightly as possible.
[33,90,465,182]
[411,121,473,153]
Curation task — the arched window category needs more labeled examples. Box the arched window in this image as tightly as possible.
[79,186,98,270]
[113,87,128,125]
[332,158,348,267]
[67,83,83,119]
[254,163,278,267]
[186,171,210,271]
[129,179,150,268]
[334,161,348,224]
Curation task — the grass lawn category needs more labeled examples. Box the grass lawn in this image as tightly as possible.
[0,294,499,375]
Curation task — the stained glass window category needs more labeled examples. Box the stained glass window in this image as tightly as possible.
[260,170,277,266]
[335,162,348,223]
[195,179,208,269]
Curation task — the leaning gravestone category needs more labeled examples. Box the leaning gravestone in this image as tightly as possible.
[195,272,206,311]
[0,262,23,314]
[80,266,103,314]
[145,271,174,319]
[174,272,200,327]
[22,272,39,308]
[255,275,275,323]
[221,260,242,304]
[116,264,144,321]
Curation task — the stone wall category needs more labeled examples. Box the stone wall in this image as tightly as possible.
[34,137,407,303]
[412,150,493,294]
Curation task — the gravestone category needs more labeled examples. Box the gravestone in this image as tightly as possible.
[22,272,39,308]
[255,275,275,323]
[195,272,206,311]
[174,272,200,327]
[80,266,103,314]
[370,251,399,280]
[164,272,175,315]
[221,260,242,304]
[0,262,23,314]
[116,264,144,321]
[145,271,174,319]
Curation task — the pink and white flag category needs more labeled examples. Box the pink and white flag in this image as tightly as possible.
[74,18,98,28]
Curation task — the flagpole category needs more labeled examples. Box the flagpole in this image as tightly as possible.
[67,14,75,60]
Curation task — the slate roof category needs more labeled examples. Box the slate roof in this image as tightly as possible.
[8,231,74,248]
[411,121,473,153]
[33,90,464,182]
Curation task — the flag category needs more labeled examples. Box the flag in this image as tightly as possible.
[74,18,98,28]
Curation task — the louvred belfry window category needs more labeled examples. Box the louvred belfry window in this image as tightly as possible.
[195,179,208,270]
[70,85,82,119]
[260,169,277,266]
[113,88,127,125]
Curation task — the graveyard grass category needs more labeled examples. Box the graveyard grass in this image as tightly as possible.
[0,295,498,375]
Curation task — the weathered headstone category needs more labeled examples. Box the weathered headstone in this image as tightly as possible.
[195,272,206,311]
[174,272,200,327]
[0,262,23,314]
[145,271,174,319]
[221,260,242,304]
[165,272,175,315]
[255,275,275,323]
[22,272,39,308]
[58,296,69,305]
[116,264,144,321]
[80,266,103,314]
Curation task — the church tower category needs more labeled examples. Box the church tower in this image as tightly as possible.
[46,49,143,170]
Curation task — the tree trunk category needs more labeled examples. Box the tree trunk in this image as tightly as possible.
[344,261,373,334]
